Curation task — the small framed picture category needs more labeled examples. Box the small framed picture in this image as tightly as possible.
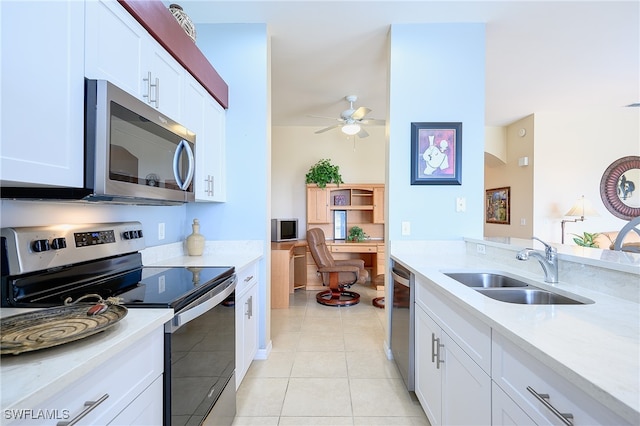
[485,187,510,224]
[334,210,347,239]
[410,122,462,185]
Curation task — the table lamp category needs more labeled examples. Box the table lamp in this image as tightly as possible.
[561,195,598,243]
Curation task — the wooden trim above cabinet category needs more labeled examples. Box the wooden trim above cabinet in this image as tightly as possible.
[119,0,228,108]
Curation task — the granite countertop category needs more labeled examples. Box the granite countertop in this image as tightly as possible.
[391,240,640,424]
[0,308,173,411]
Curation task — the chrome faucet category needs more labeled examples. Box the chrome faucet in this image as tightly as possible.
[516,237,559,283]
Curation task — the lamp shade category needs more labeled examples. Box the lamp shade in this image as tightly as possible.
[565,196,598,217]
[341,123,361,136]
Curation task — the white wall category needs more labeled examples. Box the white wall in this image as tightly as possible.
[533,108,640,243]
[271,125,385,235]
[388,23,486,241]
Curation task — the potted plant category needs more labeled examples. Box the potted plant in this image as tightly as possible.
[305,159,343,189]
[571,231,599,248]
[347,226,368,242]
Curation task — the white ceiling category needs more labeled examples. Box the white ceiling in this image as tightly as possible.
[176,0,639,128]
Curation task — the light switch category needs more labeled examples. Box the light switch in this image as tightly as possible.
[401,221,411,236]
[456,197,466,212]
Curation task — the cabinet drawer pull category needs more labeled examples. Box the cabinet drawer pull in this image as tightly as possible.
[526,386,574,426]
[244,275,254,282]
[57,393,109,426]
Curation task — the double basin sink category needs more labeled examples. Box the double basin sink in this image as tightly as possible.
[443,272,593,305]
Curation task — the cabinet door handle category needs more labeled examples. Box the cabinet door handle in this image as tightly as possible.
[246,295,253,319]
[152,76,159,107]
[244,275,254,282]
[435,338,444,369]
[526,386,574,426]
[431,333,437,363]
[143,71,152,104]
[57,393,109,426]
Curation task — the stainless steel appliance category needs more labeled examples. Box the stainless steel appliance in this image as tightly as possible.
[390,260,415,392]
[2,80,196,205]
[1,222,236,425]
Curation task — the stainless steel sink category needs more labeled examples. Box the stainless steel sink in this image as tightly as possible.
[444,272,530,288]
[475,288,592,305]
[443,271,593,305]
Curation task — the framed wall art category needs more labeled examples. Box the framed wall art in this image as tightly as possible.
[485,187,510,224]
[410,122,462,185]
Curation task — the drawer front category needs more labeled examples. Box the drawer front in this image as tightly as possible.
[416,276,491,373]
[236,261,258,297]
[8,328,164,426]
[492,333,630,425]
[331,244,377,253]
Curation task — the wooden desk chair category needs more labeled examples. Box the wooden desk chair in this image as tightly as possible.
[306,228,367,306]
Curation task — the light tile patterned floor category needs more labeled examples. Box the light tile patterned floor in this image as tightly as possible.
[232,283,430,425]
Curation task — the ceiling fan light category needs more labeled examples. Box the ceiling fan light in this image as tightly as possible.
[342,123,361,135]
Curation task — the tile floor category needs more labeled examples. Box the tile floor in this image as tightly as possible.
[232,283,430,425]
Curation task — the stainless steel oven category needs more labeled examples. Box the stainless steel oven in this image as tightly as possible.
[1,222,237,425]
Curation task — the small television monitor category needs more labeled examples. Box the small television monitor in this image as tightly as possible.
[271,218,298,242]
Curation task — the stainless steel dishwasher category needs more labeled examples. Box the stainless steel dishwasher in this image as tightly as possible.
[390,260,415,391]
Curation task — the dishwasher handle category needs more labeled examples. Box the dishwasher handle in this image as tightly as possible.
[391,270,411,287]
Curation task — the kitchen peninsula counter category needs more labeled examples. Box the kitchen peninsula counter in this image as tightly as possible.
[0,308,173,413]
[390,239,640,424]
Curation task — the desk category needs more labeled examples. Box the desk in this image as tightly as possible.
[271,240,386,308]
[270,241,307,308]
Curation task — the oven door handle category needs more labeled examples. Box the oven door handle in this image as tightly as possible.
[167,276,237,333]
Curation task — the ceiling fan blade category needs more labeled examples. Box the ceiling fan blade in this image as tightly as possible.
[315,124,341,134]
[357,127,369,138]
[360,118,385,125]
[351,107,371,120]
[307,114,343,122]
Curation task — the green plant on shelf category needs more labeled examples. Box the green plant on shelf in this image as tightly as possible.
[305,158,343,188]
[347,226,368,242]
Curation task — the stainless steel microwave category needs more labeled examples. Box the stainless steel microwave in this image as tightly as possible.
[1,79,196,204]
[84,79,196,204]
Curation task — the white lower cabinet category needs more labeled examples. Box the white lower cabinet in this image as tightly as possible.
[492,382,536,425]
[415,304,491,426]
[6,327,164,425]
[492,332,630,425]
[235,261,259,389]
[414,277,491,426]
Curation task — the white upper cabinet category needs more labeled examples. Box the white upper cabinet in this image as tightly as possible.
[1,0,85,187]
[183,74,226,202]
[85,0,183,121]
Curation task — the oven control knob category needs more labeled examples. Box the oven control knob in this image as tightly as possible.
[51,237,67,250]
[31,239,50,252]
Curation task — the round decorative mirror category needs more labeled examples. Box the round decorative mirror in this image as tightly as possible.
[599,156,640,220]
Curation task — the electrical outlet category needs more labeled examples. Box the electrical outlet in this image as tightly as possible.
[158,222,165,240]
[456,197,466,212]
[520,218,526,226]
[401,221,411,236]
[476,244,486,254]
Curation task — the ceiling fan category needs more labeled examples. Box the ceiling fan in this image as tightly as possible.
[312,95,385,138]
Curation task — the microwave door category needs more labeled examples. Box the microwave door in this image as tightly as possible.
[105,99,194,203]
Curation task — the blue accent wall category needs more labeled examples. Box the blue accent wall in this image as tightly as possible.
[388,23,485,241]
